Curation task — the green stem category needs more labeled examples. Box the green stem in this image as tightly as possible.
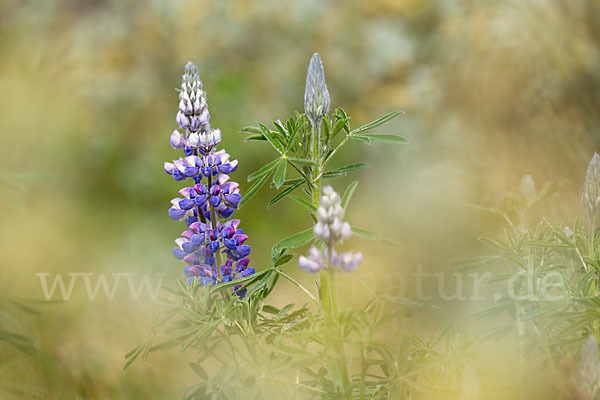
[287,160,313,189]
[359,341,367,400]
[277,270,319,304]
[311,123,321,206]
[311,118,351,398]
[327,246,339,316]
[207,174,231,302]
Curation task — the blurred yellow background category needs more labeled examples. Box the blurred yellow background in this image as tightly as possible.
[1,0,599,398]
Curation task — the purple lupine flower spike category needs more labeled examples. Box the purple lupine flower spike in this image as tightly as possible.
[165,62,255,296]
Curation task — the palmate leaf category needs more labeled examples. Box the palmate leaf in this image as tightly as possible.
[240,172,271,207]
[331,114,350,140]
[271,246,286,265]
[273,253,294,267]
[272,159,287,189]
[286,157,317,166]
[244,270,275,298]
[350,110,404,135]
[210,269,271,293]
[273,178,304,188]
[258,123,285,154]
[273,120,288,138]
[285,120,304,152]
[352,227,399,247]
[323,115,332,141]
[355,134,408,144]
[289,195,317,212]
[123,342,149,370]
[335,108,351,133]
[341,181,358,209]
[247,158,281,182]
[241,125,268,141]
[240,126,262,134]
[244,134,267,141]
[189,363,208,380]
[268,179,304,209]
[273,228,314,253]
[323,162,370,178]
[350,135,371,145]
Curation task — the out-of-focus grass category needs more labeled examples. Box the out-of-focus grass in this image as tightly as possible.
[1,0,599,398]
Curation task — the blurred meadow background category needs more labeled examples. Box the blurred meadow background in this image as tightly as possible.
[1,0,600,398]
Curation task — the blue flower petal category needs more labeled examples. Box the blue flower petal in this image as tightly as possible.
[172,248,186,259]
[236,245,251,257]
[178,198,195,210]
[169,208,186,220]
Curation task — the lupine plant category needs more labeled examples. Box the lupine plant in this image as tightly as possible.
[466,155,600,395]
[163,62,254,296]
[125,55,472,399]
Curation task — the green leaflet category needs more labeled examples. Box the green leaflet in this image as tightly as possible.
[350,110,404,135]
[273,228,314,253]
[341,181,358,209]
[272,158,287,189]
[268,179,303,209]
[240,172,270,207]
[323,162,370,178]
[355,134,408,144]
[247,158,281,182]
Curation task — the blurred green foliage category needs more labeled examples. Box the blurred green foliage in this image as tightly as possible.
[1,0,600,398]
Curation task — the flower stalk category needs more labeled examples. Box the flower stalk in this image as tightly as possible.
[301,54,359,396]
[165,62,255,297]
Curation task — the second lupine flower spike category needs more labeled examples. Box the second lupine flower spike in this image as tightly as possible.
[298,186,362,273]
[165,62,255,297]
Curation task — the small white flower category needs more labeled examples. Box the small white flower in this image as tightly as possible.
[299,186,362,273]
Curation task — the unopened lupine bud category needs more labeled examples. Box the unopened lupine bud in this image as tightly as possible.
[519,174,536,203]
[304,53,330,124]
[582,153,600,223]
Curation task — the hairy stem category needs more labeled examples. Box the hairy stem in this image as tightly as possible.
[311,119,351,397]
[311,122,321,207]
